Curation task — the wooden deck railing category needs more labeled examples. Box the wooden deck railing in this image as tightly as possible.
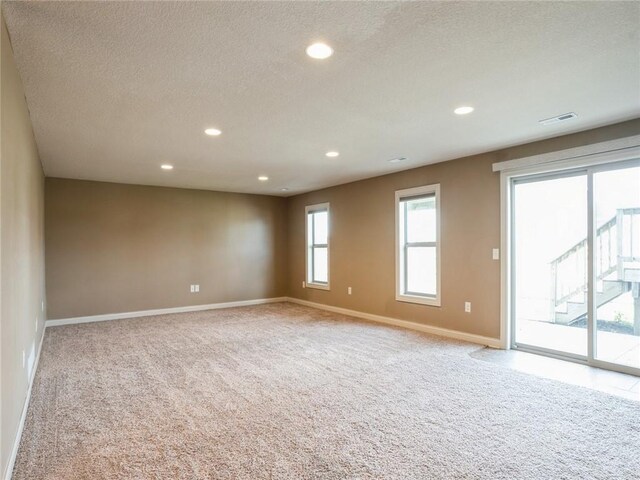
[551,207,640,308]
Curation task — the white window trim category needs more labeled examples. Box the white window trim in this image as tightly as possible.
[493,135,640,173]
[305,202,330,291]
[395,184,441,307]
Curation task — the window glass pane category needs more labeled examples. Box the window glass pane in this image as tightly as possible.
[404,195,436,243]
[593,165,640,369]
[513,174,587,356]
[313,247,328,283]
[313,211,328,245]
[307,213,314,247]
[406,246,436,295]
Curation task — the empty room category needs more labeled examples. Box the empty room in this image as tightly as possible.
[1,1,640,479]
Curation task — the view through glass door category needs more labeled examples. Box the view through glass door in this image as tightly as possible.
[513,172,588,358]
[593,164,640,370]
[512,160,640,374]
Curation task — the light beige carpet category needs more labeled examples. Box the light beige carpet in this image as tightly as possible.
[13,303,640,479]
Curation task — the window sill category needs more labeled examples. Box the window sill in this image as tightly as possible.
[396,293,440,307]
[306,283,330,291]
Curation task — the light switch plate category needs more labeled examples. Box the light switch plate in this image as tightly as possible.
[492,248,500,260]
[465,302,471,313]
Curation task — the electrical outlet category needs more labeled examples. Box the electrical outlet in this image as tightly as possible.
[465,302,471,313]
[492,248,500,260]
[348,287,352,295]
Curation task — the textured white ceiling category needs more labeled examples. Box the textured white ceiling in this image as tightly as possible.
[3,1,639,196]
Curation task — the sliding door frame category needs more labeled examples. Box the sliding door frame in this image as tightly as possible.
[587,158,640,376]
[498,144,640,377]
[510,168,589,361]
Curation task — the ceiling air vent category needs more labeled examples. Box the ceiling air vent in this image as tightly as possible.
[539,112,577,126]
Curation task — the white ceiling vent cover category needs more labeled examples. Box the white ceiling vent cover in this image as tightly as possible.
[539,112,578,126]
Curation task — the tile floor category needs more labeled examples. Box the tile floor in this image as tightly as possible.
[471,347,640,402]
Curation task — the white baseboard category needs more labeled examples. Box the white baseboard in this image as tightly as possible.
[45,297,288,327]
[4,326,46,480]
[286,297,502,348]
[44,295,501,347]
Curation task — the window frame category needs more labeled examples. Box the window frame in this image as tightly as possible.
[395,184,441,306]
[305,202,330,290]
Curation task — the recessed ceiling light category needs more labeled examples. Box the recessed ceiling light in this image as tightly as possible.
[454,106,474,115]
[388,157,407,163]
[326,151,339,158]
[204,128,222,136]
[258,176,269,181]
[306,42,333,59]
[280,188,289,192]
[161,164,174,170]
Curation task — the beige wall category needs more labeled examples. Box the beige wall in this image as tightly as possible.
[2,11,638,472]
[1,13,46,477]
[45,179,288,319]
[287,119,640,340]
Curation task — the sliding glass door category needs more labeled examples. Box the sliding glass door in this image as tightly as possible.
[593,164,640,370]
[511,159,640,374]
[513,172,589,358]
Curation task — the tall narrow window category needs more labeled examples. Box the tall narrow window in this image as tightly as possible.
[396,185,441,306]
[306,203,330,290]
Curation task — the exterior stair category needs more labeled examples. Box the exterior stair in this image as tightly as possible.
[554,280,631,325]
[551,207,640,329]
